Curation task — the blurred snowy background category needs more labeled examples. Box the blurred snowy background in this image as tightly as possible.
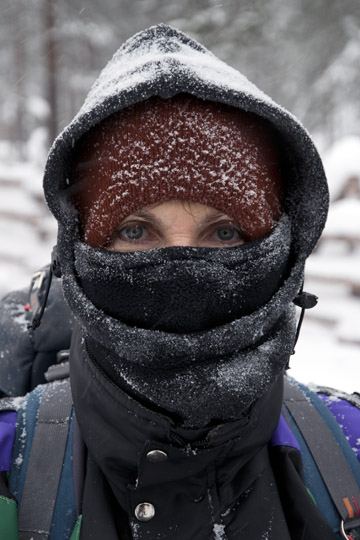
[0,0,359,392]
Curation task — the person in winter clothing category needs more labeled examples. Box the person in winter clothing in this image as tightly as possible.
[0,24,360,540]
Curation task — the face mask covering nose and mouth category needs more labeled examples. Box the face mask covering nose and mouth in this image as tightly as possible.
[75,215,292,334]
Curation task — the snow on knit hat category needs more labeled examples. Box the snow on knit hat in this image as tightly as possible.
[71,94,283,248]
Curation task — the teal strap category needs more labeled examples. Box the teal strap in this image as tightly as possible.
[284,378,360,532]
[18,380,73,540]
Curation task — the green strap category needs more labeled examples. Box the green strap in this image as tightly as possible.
[70,515,82,540]
[0,495,19,540]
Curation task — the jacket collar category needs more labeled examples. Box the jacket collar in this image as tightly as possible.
[70,323,283,509]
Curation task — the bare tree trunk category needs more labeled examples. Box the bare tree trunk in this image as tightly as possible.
[43,0,58,148]
[12,0,26,159]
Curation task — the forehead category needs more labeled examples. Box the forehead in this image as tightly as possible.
[127,200,231,218]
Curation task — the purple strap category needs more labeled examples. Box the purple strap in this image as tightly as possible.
[0,411,17,471]
[270,413,302,453]
[318,393,360,462]
[0,397,357,474]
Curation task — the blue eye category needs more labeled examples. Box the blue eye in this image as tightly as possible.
[216,227,236,241]
[122,225,145,240]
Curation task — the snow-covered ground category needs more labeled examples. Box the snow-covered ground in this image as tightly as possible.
[290,280,360,393]
[291,137,360,393]
[0,161,56,293]
[323,136,360,202]
[0,135,359,394]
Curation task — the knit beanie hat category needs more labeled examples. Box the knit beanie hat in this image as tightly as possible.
[71,94,283,248]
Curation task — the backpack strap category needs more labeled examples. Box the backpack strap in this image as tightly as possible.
[284,377,360,537]
[18,379,73,540]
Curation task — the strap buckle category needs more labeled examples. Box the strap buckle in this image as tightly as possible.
[28,267,53,331]
[29,270,47,316]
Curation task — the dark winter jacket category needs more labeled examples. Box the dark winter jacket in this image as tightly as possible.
[0,289,360,539]
[0,23,358,540]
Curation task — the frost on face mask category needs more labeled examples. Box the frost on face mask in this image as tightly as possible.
[67,215,297,427]
[75,215,291,333]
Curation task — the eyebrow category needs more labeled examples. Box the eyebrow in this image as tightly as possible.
[124,210,164,229]
[199,212,234,225]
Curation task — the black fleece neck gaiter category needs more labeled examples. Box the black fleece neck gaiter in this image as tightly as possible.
[70,215,298,428]
[77,215,291,334]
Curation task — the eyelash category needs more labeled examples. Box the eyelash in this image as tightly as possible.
[115,221,243,244]
[117,222,154,242]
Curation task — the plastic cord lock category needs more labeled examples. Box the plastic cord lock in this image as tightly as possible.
[293,291,318,309]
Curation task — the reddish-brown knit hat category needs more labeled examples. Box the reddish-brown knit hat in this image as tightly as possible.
[71,94,283,247]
